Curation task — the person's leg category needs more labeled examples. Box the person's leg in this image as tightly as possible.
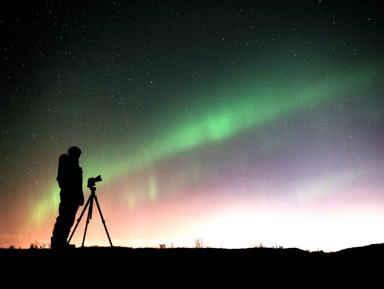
[51,202,79,249]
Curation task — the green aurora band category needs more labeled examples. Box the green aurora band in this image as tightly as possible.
[30,63,383,225]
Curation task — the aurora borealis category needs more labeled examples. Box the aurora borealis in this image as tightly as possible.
[1,1,384,251]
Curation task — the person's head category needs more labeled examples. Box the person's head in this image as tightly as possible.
[68,146,82,161]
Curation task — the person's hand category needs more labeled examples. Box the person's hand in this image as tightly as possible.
[79,196,84,206]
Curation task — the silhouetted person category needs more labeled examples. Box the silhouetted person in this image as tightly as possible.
[51,146,84,249]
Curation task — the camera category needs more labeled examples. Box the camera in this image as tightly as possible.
[87,175,102,188]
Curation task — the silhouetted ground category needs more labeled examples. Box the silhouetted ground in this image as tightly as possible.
[2,244,384,262]
[2,244,383,283]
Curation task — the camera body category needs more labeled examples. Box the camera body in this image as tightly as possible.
[87,175,102,188]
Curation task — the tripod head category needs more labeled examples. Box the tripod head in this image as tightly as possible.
[87,175,102,193]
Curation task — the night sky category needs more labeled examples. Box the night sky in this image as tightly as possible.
[1,0,383,251]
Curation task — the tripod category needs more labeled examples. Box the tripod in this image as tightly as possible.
[67,186,113,247]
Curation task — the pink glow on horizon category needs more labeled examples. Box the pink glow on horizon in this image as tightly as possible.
[9,176,384,252]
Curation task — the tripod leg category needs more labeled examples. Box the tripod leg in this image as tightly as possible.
[94,195,113,247]
[81,196,93,247]
[67,195,91,244]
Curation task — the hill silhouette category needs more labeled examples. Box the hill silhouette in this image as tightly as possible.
[2,243,384,273]
[2,245,383,286]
